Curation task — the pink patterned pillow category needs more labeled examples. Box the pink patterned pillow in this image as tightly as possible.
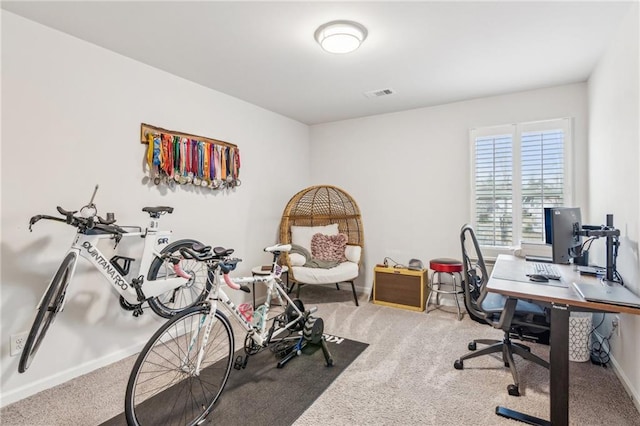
[311,233,348,262]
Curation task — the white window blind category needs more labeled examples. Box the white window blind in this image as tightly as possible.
[520,129,564,241]
[471,118,571,248]
[474,134,513,247]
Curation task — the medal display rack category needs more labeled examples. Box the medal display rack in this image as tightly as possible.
[140,123,241,190]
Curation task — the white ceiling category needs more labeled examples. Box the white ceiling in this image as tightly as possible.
[2,1,633,125]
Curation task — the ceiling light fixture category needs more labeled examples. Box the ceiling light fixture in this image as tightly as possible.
[314,20,368,54]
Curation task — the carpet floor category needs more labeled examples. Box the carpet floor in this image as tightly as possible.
[1,285,640,425]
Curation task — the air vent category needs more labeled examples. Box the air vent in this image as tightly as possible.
[364,88,396,98]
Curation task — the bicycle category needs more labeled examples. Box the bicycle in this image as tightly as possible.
[19,185,212,373]
[124,243,333,426]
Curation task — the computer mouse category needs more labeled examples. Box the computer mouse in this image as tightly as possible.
[528,274,549,283]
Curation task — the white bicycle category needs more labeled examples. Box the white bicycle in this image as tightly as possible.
[124,243,333,426]
[19,185,212,373]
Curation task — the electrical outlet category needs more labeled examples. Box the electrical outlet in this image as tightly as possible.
[10,332,29,357]
[614,315,621,337]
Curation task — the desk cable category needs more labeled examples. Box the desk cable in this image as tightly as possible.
[383,257,406,269]
[589,313,614,367]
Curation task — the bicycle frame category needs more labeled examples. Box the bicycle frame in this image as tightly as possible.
[192,261,305,375]
[40,218,190,310]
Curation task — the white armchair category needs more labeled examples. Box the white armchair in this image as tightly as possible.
[279,186,364,305]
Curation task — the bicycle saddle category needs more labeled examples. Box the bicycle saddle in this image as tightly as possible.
[213,246,234,257]
[142,206,174,215]
[191,243,211,253]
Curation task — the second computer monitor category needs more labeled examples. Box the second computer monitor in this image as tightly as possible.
[547,207,582,264]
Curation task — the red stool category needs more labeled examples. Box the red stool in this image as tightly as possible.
[426,258,464,320]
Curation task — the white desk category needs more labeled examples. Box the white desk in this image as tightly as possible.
[488,255,640,426]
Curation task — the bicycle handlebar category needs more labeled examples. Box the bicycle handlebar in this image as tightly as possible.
[28,214,66,231]
[28,184,122,234]
[179,245,251,293]
[222,273,250,293]
[28,208,124,236]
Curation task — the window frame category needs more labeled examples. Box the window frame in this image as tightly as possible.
[469,118,573,254]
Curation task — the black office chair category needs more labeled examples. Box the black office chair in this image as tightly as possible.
[454,224,550,396]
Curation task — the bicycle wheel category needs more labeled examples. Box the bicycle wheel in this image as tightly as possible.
[147,239,213,318]
[125,306,234,426]
[19,252,77,373]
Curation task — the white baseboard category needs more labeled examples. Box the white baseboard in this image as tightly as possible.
[609,353,640,414]
[1,342,144,408]
[591,330,640,414]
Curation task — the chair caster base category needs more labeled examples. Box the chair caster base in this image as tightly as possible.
[468,342,476,351]
[453,359,463,370]
[507,384,520,397]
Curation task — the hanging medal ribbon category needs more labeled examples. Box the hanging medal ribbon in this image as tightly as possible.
[158,133,166,172]
[161,133,172,179]
[209,144,217,188]
[235,148,241,179]
[166,135,174,183]
[225,146,231,184]
[146,132,157,185]
[228,147,236,186]
[198,141,204,182]
[180,138,188,184]
[198,141,206,186]
[229,147,235,185]
[190,139,197,183]
[235,148,241,186]
[186,139,193,182]
[146,132,154,170]
[172,136,179,182]
[215,145,222,181]
[213,143,217,185]
[221,147,227,181]
[152,134,162,184]
[203,142,209,185]
[191,139,199,183]
[152,134,161,167]
[215,145,222,188]
[193,141,202,185]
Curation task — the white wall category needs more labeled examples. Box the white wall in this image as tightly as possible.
[310,84,588,295]
[0,12,310,405]
[587,3,640,409]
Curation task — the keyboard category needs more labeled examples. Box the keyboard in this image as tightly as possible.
[532,262,561,280]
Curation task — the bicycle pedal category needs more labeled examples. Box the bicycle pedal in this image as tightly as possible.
[132,307,144,317]
[233,355,248,370]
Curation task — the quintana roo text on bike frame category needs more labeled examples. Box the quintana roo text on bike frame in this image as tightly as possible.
[82,241,128,290]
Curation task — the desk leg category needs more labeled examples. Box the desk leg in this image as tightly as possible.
[496,299,572,426]
[550,303,569,426]
[495,303,569,426]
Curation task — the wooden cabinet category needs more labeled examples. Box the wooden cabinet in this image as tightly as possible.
[373,266,428,312]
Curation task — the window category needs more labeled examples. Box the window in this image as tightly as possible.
[470,118,572,248]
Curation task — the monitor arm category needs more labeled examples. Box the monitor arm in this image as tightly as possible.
[576,214,620,282]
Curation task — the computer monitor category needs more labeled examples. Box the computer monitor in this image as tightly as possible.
[548,207,582,264]
[544,207,554,245]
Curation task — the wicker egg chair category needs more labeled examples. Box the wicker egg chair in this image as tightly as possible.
[279,185,364,305]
